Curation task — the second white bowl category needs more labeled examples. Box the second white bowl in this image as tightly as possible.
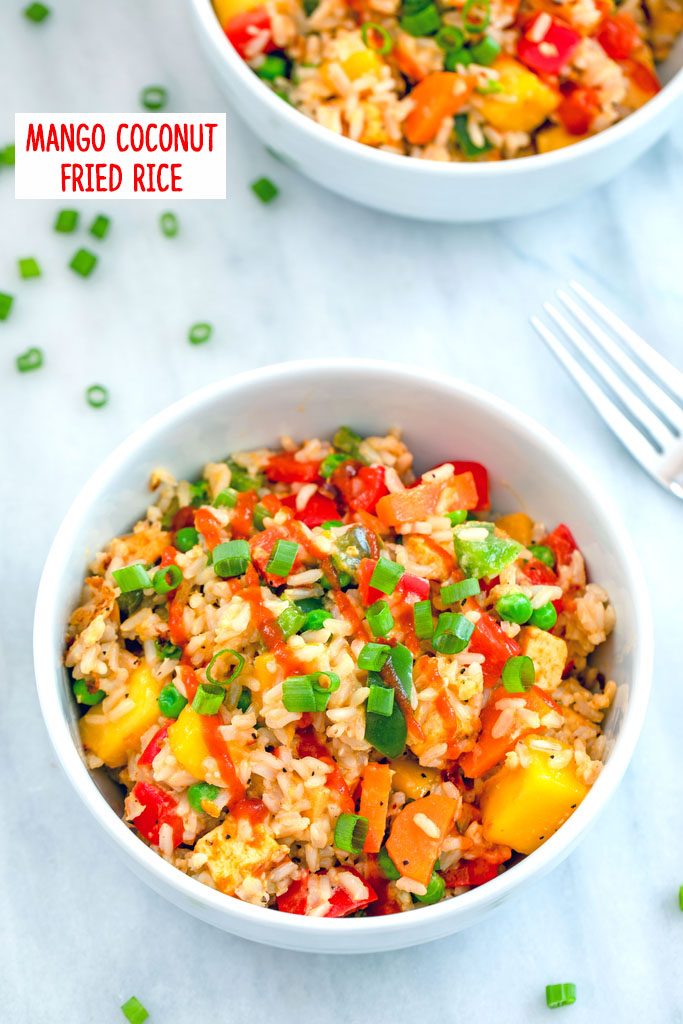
[190,0,683,221]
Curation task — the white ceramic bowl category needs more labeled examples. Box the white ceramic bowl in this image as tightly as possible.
[190,0,683,221]
[34,360,652,953]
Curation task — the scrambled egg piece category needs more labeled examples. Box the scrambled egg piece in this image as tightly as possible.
[194,818,289,896]
[519,626,567,692]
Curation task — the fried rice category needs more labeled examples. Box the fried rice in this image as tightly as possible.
[66,428,616,917]
[212,0,683,161]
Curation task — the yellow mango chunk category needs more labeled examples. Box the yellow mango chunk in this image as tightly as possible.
[473,56,559,133]
[495,512,534,547]
[536,124,589,153]
[389,757,439,800]
[79,664,163,768]
[481,746,588,854]
[212,0,262,28]
[519,626,567,692]
[168,706,213,782]
[343,48,384,81]
[194,818,289,895]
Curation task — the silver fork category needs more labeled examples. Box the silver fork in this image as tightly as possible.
[531,281,683,501]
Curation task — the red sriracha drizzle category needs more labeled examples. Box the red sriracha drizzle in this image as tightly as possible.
[264,452,322,484]
[137,724,169,767]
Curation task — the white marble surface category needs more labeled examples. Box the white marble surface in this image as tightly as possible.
[2,1,683,1021]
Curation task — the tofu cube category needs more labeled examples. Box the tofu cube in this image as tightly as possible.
[519,626,567,692]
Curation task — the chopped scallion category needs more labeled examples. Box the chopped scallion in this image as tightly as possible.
[16,347,43,373]
[545,984,576,1009]
[441,578,481,604]
[112,564,152,593]
[278,603,307,638]
[502,654,535,693]
[192,682,225,716]
[24,2,51,22]
[160,211,179,238]
[366,599,394,638]
[251,177,279,203]
[320,452,349,479]
[361,21,393,53]
[89,214,110,240]
[152,564,183,594]
[212,539,250,578]
[140,85,167,110]
[266,539,299,577]
[205,648,245,687]
[85,384,109,408]
[358,642,391,672]
[214,487,238,509]
[188,322,212,345]
[54,209,79,233]
[413,599,434,639]
[69,248,97,277]
[334,812,369,854]
[0,292,13,320]
[432,611,474,654]
[18,257,41,279]
[370,556,404,596]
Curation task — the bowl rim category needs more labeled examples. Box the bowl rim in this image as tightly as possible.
[34,357,653,941]
[190,0,683,178]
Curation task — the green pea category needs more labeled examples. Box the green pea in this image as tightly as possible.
[529,602,558,631]
[496,592,533,625]
[157,683,188,718]
[73,679,105,706]
[415,872,446,904]
[175,526,200,553]
[188,782,221,814]
[529,544,555,569]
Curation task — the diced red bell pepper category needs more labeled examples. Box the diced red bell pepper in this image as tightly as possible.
[445,461,490,511]
[224,7,275,60]
[396,572,430,601]
[325,872,378,918]
[277,873,310,914]
[444,857,500,888]
[331,463,389,515]
[542,523,579,568]
[521,558,557,586]
[194,507,224,551]
[558,83,601,135]
[598,12,640,59]
[517,13,581,74]
[131,781,183,848]
[467,606,521,688]
[280,491,340,529]
[159,546,178,569]
[137,725,169,767]
[264,453,322,484]
[277,869,377,917]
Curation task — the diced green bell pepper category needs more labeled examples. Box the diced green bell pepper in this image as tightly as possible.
[453,521,521,579]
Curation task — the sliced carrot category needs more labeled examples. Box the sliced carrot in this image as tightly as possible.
[376,480,442,527]
[386,793,458,887]
[360,763,394,854]
[459,685,560,779]
[404,72,473,145]
[442,471,479,512]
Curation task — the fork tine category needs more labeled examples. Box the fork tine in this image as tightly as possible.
[570,281,683,402]
[543,303,672,450]
[530,315,660,472]
[559,288,683,433]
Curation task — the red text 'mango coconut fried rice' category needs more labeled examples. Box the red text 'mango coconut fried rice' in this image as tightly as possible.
[212,0,682,160]
[67,429,616,917]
